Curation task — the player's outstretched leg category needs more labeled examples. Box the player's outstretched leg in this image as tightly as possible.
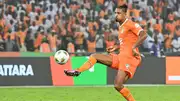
[114,70,135,101]
[64,53,112,76]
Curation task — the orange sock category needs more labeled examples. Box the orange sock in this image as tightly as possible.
[120,87,135,101]
[76,56,97,72]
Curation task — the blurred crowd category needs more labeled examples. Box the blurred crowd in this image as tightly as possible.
[0,0,179,57]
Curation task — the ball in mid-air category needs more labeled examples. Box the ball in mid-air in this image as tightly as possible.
[54,50,69,65]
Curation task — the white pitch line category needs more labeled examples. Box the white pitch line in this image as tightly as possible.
[0,84,180,88]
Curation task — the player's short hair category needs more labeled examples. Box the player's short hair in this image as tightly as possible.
[117,4,128,13]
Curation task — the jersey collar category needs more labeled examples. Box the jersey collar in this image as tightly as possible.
[119,18,128,28]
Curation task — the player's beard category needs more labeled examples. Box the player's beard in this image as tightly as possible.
[115,17,122,25]
[115,19,118,22]
[115,16,119,22]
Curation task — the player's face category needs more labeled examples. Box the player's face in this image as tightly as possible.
[115,8,126,22]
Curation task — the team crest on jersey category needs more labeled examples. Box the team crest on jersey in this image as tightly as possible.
[125,64,130,69]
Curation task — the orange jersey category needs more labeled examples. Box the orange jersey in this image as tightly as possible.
[118,19,143,57]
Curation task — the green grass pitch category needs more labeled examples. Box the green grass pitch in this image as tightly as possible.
[0,85,179,101]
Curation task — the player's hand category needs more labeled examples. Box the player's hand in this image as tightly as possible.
[132,48,140,57]
[106,46,117,53]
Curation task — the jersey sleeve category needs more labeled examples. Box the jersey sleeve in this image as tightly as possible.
[130,22,143,36]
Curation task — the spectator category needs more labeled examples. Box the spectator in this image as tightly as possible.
[105,34,115,49]
[28,4,38,22]
[29,21,38,36]
[79,5,88,17]
[48,30,57,52]
[164,29,173,52]
[152,29,164,44]
[153,19,162,33]
[25,29,34,51]
[13,36,20,52]
[80,22,88,39]
[5,35,15,51]
[171,26,180,52]
[17,25,27,52]
[150,35,165,58]
[95,32,106,52]
[45,15,53,30]
[87,34,96,53]
[141,21,154,52]
[40,38,51,53]
[34,29,45,51]
[74,27,86,51]
[67,39,75,56]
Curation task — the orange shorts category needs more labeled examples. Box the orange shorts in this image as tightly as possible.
[110,53,141,78]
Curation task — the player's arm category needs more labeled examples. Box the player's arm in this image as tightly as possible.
[132,30,147,56]
[106,40,120,53]
[132,30,147,49]
[106,45,119,53]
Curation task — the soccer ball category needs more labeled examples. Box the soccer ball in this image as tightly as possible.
[54,50,69,65]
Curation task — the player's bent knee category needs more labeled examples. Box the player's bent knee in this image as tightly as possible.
[114,83,124,91]
[90,53,112,66]
[90,53,98,58]
[90,53,102,60]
